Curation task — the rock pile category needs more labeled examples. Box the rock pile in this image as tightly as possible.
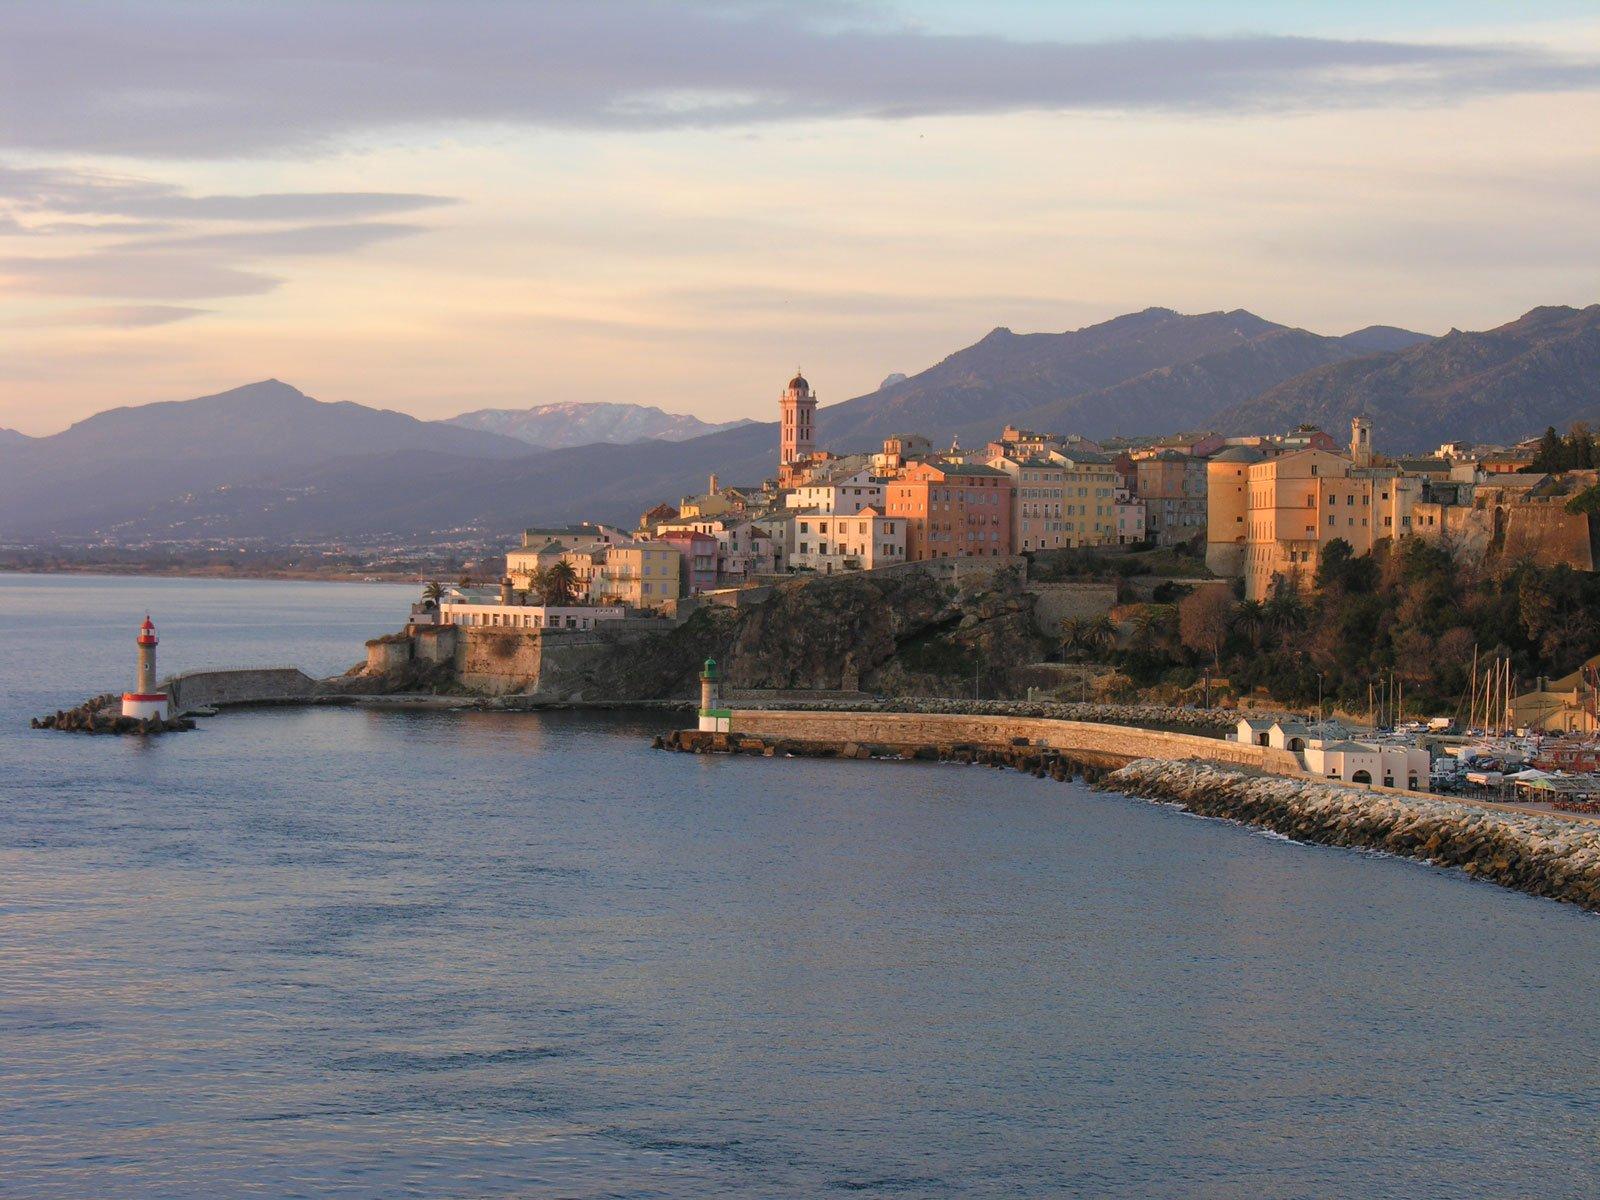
[654,728,1117,780]
[1104,758,1600,910]
[31,693,196,736]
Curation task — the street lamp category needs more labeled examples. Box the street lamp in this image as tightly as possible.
[1316,671,1324,722]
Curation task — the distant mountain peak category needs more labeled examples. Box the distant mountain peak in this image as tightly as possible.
[446,401,750,450]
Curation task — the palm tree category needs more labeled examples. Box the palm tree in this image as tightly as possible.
[1263,592,1307,644]
[542,560,580,606]
[1061,616,1089,658]
[1085,613,1116,656]
[1231,599,1266,650]
[422,580,444,604]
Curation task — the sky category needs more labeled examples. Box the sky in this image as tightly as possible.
[1,0,1598,435]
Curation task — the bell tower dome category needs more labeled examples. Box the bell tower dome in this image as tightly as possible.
[779,369,817,468]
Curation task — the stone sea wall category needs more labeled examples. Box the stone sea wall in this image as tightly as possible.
[729,696,1273,737]
[676,710,1303,774]
[1105,759,1600,910]
[166,668,319,712]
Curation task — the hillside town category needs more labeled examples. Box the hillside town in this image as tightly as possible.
[405,370,1600,780]
[434,368,1597,615]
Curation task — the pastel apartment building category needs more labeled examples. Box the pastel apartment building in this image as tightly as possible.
[591,542,682,609]
[1134,450,1208,546]
[656,529,720,594]
[987,452,1119,550]
[787,508,906,573]
[1237,447,1419,600]
[882,461,1014,561]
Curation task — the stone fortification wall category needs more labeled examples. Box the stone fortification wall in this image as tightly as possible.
[453,628,545,695]
[1106,759,1600,910]
[451,626,656,696]
[1500,505,1593,571]
[1025,581,1117,630]
[726,709,1303,774]
[166,668,319,712]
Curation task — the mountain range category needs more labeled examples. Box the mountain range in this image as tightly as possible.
[3,304,1597,543]
[447,402,749,448]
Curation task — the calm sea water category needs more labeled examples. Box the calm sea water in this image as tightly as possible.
[4,573,1600,1198]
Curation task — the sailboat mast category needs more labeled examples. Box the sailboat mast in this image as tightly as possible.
[1469,646,1479,732]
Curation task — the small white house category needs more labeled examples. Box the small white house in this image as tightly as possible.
[1302,739,1431,790]
[1235,717,1274,746]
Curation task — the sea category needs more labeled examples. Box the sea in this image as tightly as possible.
[3,573,1600,1198]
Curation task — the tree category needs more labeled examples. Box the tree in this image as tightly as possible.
[1084,614,1116,656]
[540,560,580,606]
[1231,599,1267,650]
[1061,613,1116,659]
[1566,484,1600,516]
[1179,586,1234,666]
[1061,616,1089,658]
[1532,425,1564,472]
[422,580,444,603]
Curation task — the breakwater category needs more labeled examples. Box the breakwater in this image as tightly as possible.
[31,693,195,736]
[680,709,1303,773]
[726,696,1280,737]
[1106,759,1600,910]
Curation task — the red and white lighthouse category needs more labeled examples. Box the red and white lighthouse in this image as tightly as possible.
[121,615,170,720]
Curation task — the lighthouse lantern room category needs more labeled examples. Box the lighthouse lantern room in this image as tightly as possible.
[121,615,170,720]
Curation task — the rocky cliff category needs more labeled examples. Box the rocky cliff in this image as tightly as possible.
[484,566,1053,702]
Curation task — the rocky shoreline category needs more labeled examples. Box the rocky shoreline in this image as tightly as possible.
[31,693,196,736]
[1104,759,1600,911]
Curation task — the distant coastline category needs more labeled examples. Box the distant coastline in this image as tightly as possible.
[0,564,419,584]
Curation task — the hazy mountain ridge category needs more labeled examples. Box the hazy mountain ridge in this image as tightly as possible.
[447,401,750,448]
[813,307,1291,449]
[0,380,536,538]
[1005,325,1427,440]
[1216,305,1600,448]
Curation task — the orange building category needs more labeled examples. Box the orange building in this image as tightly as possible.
[883,461,1014,560]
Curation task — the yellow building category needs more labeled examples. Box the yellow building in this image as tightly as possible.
[1205,445,1265,576]
[1511,656,1600,734]
[1239,448,1420,600]
[506,541,609,599]
[987,452,1119,550]
[592,542,681,609]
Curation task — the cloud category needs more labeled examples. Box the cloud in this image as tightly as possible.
[0,163,452,220]
[0,165,449,306]
[4,304,212,328]
[0,252,279,299]
[109,222,430,256]
[0,2,1594,157]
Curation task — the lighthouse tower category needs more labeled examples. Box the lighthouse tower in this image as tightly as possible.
[697,657,730,733]
[121,615,170,720]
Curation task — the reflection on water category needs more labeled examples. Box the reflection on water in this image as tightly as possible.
[4,575,1600,1198]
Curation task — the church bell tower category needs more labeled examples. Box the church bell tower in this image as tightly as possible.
[779,369,816,467]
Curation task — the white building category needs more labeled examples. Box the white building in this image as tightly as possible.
[438,601,624,631]
[1234,718,1430,790]
[653,516,784,583]
[1303,740,1431,790]
[788,506,906,573]
[784,468,885,514]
